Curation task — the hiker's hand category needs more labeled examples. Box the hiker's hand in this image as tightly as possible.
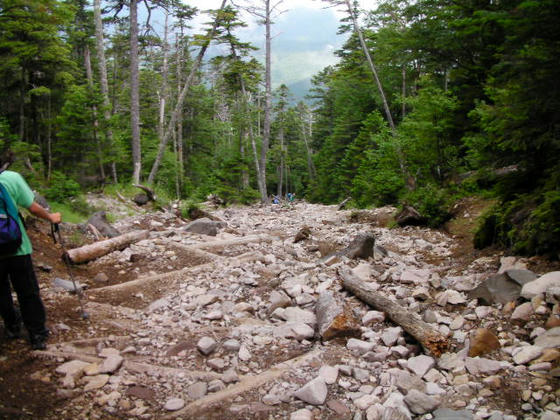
[49,212,61,224]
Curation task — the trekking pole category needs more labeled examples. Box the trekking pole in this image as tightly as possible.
[51,223,90,321]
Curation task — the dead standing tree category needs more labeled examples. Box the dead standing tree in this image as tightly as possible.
[147,1,228,184]
[231,0,287,203]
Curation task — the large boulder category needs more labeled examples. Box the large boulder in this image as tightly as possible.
[87,211,120,238]
[395,205,426,227]
[184,217,224,236]
[468,269,537,305]
[521,272,560,300]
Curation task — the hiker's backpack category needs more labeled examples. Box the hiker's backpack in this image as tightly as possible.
[0,178,22,255]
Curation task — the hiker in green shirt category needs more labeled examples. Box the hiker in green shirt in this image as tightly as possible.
[0,153,61,350]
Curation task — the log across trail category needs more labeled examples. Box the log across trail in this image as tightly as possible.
[64,230,149,264]
[339,267,449,357]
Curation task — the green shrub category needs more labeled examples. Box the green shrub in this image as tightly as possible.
[402,184,453,227]
[45,171,81,201]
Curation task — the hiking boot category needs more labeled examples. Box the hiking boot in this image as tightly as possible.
[30,334,48,350]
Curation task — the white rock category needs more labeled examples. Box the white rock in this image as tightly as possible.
[319,365,339,385]
[425,382,446,395]
[164,398,185,411]
[464,357,503,375]
[521,272,560,299]
[450,316,465,330]
[238,344,251,361]
[381,327,402,346]
[355,394,379,410]
[290,408,313,420]
[284,307,317,326]
[362,310,385,325]
[512,345,543,365]
[383,392,411,419]
[400,269,430,284]
[406,355,435,378]
[534,327,560,349]
[290,323,315,341]
[475,306,494,318]
[56,360,90,377]
[293,377,328,405]
[353,263,373,281]
[347,338,375,354]
[511,302,533,320]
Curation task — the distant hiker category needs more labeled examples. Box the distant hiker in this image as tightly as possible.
[0,152,62,350]
[272,195,280,204]
[287,192,295,203]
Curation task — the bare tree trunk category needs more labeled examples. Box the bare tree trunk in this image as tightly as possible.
[259,0,272,202]
[93,0,117,183]
[277,125,284,197]
[344,0,395,132]
[130,0,141,184]
[84,46,106,180]
[300,110,316,179]
[158,12,170,142]
[147,0,228,184]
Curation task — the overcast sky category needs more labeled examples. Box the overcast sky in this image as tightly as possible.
[171,0,375,94]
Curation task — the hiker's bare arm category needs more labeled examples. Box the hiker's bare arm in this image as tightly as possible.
[28,202,61,224]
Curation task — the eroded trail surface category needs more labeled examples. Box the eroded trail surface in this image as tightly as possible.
[1,199,559,420]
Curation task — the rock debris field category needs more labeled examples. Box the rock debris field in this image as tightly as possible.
[3,199,560,420]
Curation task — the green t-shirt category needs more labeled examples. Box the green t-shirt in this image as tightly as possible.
[0,170,34,256]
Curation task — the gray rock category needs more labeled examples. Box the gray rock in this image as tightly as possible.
[184,218,220,236]
[53,277,84,293]
[207,358,226,371]
[347,338,375,354]
[164,398,185,411]
[290,323,315,341]
[223,339,241,352]
[197,337,218,355]
[99,355,123,374]
[432,408,474,419]
[383,391,412,419]
[512,345,543,364]
[284,307,317,326]
[534,327,560,349]
[187,382,208,399]
[362,310,385,325]
[521,272,560,299]
[404,389,440,414]
[238,344,251,361]
[207,379,226,393]
[388,368,426,393]
[222,368,239,384]
[511,302,533,320]
[290,408,313,420]
[406,355,435,378]
[464,357,503,375]
[83,374,110,391]
[468,273,523,305]
[268,291,291,312]
[87,211,120,238]
[319,365,339,385]
[381,327,402,346]
[293,377,328,405]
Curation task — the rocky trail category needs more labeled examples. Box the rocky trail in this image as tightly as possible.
[1,196,559,420]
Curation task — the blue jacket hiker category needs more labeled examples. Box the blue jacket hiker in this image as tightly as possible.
[0,162,61,350]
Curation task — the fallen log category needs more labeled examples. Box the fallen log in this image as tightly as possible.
[339,267,449,357]
[64,230,149,264]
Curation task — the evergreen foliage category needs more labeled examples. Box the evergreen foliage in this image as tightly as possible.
[0,0,558,256]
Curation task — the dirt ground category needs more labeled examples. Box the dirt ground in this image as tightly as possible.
[0,200,558,420]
